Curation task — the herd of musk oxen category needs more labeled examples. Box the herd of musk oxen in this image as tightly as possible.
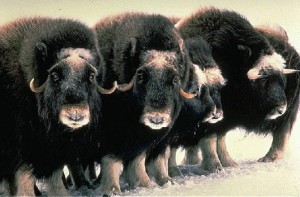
[0,6,299,196]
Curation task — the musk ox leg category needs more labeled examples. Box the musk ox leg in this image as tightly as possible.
[259,123,291,162]
[67,163,94,190]
[168,147,183,178]
[199,133,223,173]
[147,146,174,186]
[182,146,201,165]
[88,162,97,180]
[95,155,123,196]
[126,152,157,189]
[217,133,238,167]
[45,167,70,196]
[15,165,35,196]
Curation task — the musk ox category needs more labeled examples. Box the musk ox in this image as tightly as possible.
[92,12,196,195]
[175,7,300,172]
[169,37,226,173]
[0,17,115,196]
[146,37,226,184]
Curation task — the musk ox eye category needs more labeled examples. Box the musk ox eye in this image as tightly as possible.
[173,76,180,85]
[259,77,268,84]
[258,69,271,78]
[137,71,144,82]
[89,73,95,81]
[51,72,59,82]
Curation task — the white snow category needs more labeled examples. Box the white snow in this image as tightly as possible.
[122,111,300,196]
[47,110,300,196]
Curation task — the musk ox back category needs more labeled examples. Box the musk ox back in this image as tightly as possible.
[93,12,195,195]
[175,7,299,172]
[0,17,110,196]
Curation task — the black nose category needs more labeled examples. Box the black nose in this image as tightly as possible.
[68,114,84,122]
[148,116,164,125]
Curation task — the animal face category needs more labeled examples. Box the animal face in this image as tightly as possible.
[250,70,287,120]
[117,50,193,130]
[30,47,104,130]
[137,50,184,130]
[184,37,226,124]
[206,83,224,123]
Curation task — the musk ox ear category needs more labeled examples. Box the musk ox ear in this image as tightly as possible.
[32,42,49,89]
[237,45,252,57]
[35,42,48,62]
[129,38,137,57]
[179,38,185,54]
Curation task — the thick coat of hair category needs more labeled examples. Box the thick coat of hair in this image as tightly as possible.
[0,17,103,195]
[93,12,193,193]
[146,37,225,183]
[94,12,191,162]
[169,37,225,147]
[176,7,299,169]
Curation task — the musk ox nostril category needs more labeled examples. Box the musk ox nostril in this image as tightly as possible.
[213,111,223,119]
[67,114,84,122]
[212,112,219,119]
[266,104,287,120]
[59,104,90,129]
[277,105,286,115]
[142,111,171,130]
[148,116,164,125]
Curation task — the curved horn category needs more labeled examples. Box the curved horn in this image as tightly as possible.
[179,88,197,99]
[29,78,46,93]
[117,81,134,92]
[97,81,118,94]
[247,68,265,80]
[282,68,300,75]
[117,76,135,92]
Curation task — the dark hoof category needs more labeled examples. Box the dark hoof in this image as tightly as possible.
[156,176,174,187]
[169,166,183,178]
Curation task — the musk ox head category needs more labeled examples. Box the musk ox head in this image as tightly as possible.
[246,52,289,120]
[187,64,226,124]
[251,25,300,120]
[203,66,226,123]
[243,44,298,120]
[185,38,226,124]
[225,23,300,120]
[29,43,117,130]
[235,29,299,120]
[117,49,199,130]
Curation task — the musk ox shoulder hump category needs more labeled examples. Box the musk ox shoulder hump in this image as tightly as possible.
[175,6,219,29]
[94,12,147,30]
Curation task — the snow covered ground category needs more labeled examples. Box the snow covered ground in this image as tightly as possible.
[120,111,300,196]
[47,109,300,196]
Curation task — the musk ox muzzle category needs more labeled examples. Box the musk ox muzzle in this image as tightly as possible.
[141,109,172,130]
[59,104,91,129]
[203,107,224,124]
[265,103,287,120]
